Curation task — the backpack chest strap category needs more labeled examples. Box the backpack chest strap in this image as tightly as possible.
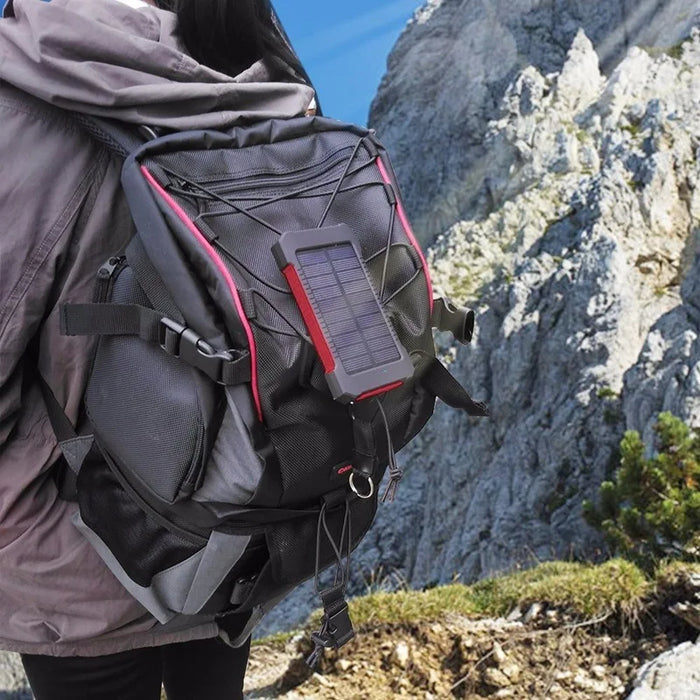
[61,303,251,386]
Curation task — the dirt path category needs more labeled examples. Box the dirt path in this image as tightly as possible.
[243,608,693,699]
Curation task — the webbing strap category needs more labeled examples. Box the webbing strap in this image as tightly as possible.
[126,237,184,323]
[36,373,78,445]
[219,504,321,531]
[61,303,163,342]
[431,297,475,344]
[60,303,251,386]
[349,401,378,479]
[306,500,355,667]
[421,357,489,417]
[35,373,93,501]
[71,113,147,159]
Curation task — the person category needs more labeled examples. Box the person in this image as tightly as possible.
[0,0,316,697]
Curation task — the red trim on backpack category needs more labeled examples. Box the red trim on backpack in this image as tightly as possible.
[375,157,434,312]
[281,264,336,373]
[141,166,264,423]
[356,380,404,402]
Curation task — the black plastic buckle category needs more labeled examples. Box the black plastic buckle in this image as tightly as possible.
[324,603,355,648]
[307,602,355,667]
[229,575,257,607]
[159,318,233,384]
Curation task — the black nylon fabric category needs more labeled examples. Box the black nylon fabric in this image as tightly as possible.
[85,267,221,504]
[70,117,452,626]
[267,494,378,587]
[134,121,435,511]
[139,121,436,506]
[121,156,235,350]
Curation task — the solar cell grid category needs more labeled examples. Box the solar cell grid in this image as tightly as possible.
[297,243,400,375]
[272,224,414,402]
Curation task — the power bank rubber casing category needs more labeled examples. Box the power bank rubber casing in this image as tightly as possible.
[272,224,414,403]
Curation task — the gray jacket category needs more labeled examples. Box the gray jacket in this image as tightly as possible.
[0,0,313,656]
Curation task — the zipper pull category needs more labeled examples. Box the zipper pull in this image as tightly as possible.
[97,256,125,281]
[94,255,126,303]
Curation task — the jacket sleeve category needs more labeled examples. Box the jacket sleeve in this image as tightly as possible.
[0,87,108,447]
[0,88,156,649]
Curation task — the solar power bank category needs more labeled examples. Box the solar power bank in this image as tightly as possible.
[272,224,414,403]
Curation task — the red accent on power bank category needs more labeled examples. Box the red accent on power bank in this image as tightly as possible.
[281,264,336,373]
[356,380,404,402]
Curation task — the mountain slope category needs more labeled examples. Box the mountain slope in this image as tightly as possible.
[359,29,700,593]
[370,0,700,244]
[258,27,700,637]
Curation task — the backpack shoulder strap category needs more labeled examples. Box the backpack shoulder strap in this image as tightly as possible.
[34,114,155,496]
[420,356,490,417]
[71,113,154,159]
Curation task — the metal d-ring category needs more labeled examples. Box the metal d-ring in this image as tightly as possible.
[349,471,375,500]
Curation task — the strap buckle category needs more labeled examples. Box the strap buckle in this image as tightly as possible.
[323,602,355,648]
[307,600,355,667]
[159,318,234,384]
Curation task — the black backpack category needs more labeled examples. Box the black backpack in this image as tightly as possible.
[43,114,488,663]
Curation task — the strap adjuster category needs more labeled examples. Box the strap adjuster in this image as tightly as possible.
[431,297,475,344]
[159,318,234,384]
[323,602,354,648]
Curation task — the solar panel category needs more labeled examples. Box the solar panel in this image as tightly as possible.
[273,224,414,403]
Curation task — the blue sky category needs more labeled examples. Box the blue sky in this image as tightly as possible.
[274,0,420,125]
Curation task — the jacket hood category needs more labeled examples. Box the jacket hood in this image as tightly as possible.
[0,0,314,129]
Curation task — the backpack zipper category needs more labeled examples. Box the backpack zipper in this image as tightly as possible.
[194,144,357,189]
[168,147,366,201]
[178,422,206,499]
[97,438,209,546]
[94,255,126,303]
[141,166,265,423]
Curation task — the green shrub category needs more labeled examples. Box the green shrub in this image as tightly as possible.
[583,412,700,571]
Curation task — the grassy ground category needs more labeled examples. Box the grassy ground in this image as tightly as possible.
[243,559,700,698]
[255,558,656,647]
[348,559,650,626]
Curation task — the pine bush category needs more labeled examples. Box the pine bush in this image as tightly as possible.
[583,412,700,571]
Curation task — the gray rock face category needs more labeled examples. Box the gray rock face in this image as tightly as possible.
[0,653,30,699]
[626,640,700,699]
[358,29,700,593]
[370,0,700,245]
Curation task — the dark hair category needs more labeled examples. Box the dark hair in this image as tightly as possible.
[158,0,312,85]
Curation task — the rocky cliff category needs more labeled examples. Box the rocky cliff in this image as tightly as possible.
[370,0,700,245]
[259,21,700,637]
[376,28,700,591]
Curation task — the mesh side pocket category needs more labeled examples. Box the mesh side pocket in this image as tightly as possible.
[266,495,377,587]
[78,459,203,588]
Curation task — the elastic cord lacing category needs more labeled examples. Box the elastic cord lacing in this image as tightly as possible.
[160,136,372,241]
[375,398,402,503]
[306,498,355,668]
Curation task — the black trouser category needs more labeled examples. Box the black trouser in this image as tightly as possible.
[21,636,251,700]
